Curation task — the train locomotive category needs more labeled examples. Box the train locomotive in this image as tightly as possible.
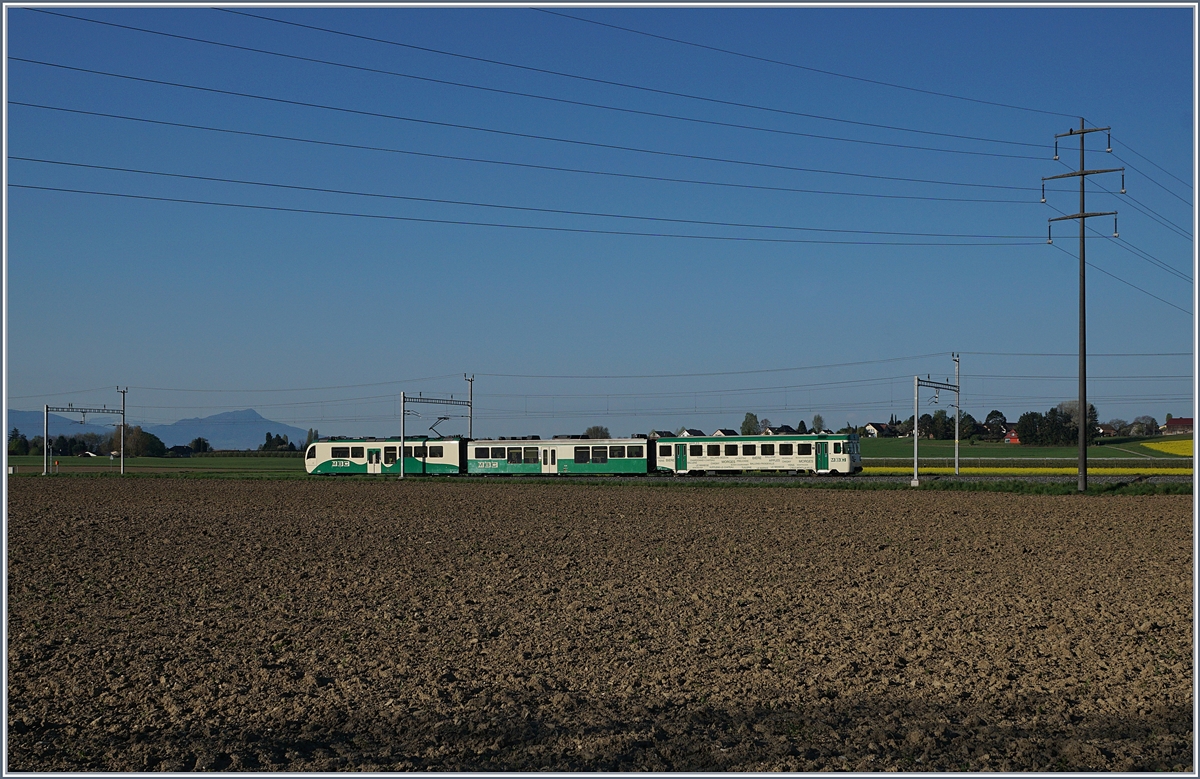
[304,430,862,476]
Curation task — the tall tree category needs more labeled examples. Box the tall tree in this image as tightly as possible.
[795,420,808,434]
[189,437,211,453]
[811,414,825,434]
[984,410,1007,441]
[1131,415,1159,436]
[740,413,760,436]
[584,425,610,440]
[1014,411,1043,446]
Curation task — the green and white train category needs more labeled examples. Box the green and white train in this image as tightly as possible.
[304,432,861,476]
[652,433,862,475]
[304,436,467,475]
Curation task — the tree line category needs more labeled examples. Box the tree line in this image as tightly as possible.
[7,426,325,458]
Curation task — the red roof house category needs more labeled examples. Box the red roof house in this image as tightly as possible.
[1166,417,1193,435]
[1004,427,1020,444]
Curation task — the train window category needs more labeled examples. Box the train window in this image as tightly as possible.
[742,444,757,456]
[690,444,703,457]
[725,444,738,456]
[475,447,490,459]
[798,443,812,455]
[306,446,317,459]
[351,447,365,458]
[523,447,538,464]
[430,446,444,458]
[707,444,721,456]
[384,447,397,464]
[574,446,590,464]
[507,448,522,464]
[331,446,350,459]
[412,446,427,458]
[761,443,775,456]
[779,443,793,456]
[591,446,608,463]
[403,446,412,457]
[491,446,506,459]
[659,445,671,457]
[610,446,626,458]
[834,442,842,454]
[627,445,644,458]
[551,450,556,464]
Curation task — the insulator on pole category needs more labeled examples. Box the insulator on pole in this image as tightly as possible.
[1106,131,1112,152]
[1113,217,1118,238]
[1047,225,1053,244]
[1041,181,1046,203]
[1053,138,1059,160]
[1120,173,1126,194]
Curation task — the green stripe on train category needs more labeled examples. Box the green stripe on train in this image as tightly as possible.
[468,458,647,475]
[311,458,459,475]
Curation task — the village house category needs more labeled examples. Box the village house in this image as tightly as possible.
[1166,417,1193,435]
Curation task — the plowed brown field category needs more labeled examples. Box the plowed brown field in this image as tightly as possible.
[7,479,1193,771]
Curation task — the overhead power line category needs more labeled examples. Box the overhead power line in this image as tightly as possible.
[10,184,1043,247]
[1045,200,1191,283]
[29,9,1046,162]
[218,8,1052,152]
[1054,156,1193,241]
[1048,242,1190,315]
[1110,151,1192,207]
[537,9,1078,119]
[10,58,1058,195]
[536,10,1187,191]
[11,156,1045,240]
[10,102,1041,205]
[1111,135,1192,191]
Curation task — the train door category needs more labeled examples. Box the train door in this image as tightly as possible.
[541,446,557,474]
[675,443,687,473]
[815,442,828,472]
[367,448,382,474]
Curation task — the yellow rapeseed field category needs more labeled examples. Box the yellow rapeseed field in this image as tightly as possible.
[864,467,1193,476]
[1142,439,1194,456]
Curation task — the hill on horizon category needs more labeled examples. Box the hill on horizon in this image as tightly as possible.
[7,408,309,451]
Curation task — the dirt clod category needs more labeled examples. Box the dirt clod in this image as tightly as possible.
[7,479,1193,771]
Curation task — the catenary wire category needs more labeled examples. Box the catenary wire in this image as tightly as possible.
[28,9,1049,162]
[537,9,1078,120]
[32,373,1189,413]
[218,8,1053,152]
[9,184,1045,247]
[10,58,1057,194]
[11,157,1046,240]
[9,102,1043,205]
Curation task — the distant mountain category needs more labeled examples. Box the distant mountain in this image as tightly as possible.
[7,408,309,451]
[7,409,121,439]
[146,409,309,450]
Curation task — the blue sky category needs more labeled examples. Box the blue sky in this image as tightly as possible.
[5,5,1194,440]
